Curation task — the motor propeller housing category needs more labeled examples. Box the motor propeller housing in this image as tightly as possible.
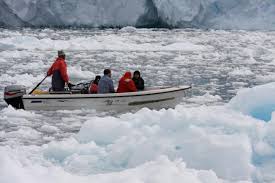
[4,85,26,109]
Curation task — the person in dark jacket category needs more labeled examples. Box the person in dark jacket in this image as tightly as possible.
[132,70,144,90]
[47,50,71,91]
[98,69,115,94]
[117,72,137,93]
[89,75,101,94]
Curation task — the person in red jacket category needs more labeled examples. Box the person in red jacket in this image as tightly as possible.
[47,50,70,91]
[89,75,101,94]
[117,72,137,93]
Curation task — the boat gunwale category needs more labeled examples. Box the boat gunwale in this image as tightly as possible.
[23,86,191,100]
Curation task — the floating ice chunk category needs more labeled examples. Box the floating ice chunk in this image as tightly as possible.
[68,66,95,80]
[43,137,106,168]
[228,82,275,121]
[40,125,59,134]
[0,36,40,50]
[0,131,5,138]
[262,113,275,148]
[41,105,256,181]
[119,26,137,33]
[43,136,55,142]
[11,60,48,71]
[76,117,132,144]
[0,73,44,88]
[232,82,247,88]
[185,92,222,105]
[0,146,227,183]
[256,74,275,83]
[0,58,7,63]
[0,50,34,59]
[4,127,41,141]
[254,141,275,156]
[1,105,38,118]
[0,42,15,50]
[163,42,206,52]
[0,34,209,52]
[228,68,254,77]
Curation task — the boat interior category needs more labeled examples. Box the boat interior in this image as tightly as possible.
[32,86,173,95]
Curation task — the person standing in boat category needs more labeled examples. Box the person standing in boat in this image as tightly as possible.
[47,50,71,91]
[132,70,144,91]
[98,69,115,94]
[117,71,137,93]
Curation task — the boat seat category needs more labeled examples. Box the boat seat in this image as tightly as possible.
[32,89,49,95]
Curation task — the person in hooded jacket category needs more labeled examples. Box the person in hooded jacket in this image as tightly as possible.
[47,50,72,91]
[132,70,144,90]
[89,75,101,94]
[117,72,137,93]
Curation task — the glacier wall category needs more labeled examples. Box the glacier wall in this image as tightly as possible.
[1,0,275,30]
[0,0,27,27]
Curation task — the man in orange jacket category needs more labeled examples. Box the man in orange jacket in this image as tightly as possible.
[117,72,137,93]
[47,50,71,91]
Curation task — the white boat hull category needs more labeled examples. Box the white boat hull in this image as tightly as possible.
[22,86,191,111]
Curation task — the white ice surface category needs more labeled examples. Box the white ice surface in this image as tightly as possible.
[1,29,275,183]
[1,104,262,182]
[0,35,206,52]
[0,147,228,183]
[41,83,275,182]
[228,68,254,77]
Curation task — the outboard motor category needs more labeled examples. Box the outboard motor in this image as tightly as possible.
[4,85,26,109]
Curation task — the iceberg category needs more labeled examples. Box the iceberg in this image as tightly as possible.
[228,82,275,122]
[1,0,275,30]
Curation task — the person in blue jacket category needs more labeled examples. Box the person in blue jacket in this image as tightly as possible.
[98,69,115,94]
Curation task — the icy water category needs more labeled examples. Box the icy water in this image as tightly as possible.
[1,28,275,183]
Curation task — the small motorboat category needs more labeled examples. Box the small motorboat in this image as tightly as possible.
[4,84,191,111]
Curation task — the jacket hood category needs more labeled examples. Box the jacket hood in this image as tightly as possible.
[123,72,132,79]
[56,57,65,61]
[133,70,140,76]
